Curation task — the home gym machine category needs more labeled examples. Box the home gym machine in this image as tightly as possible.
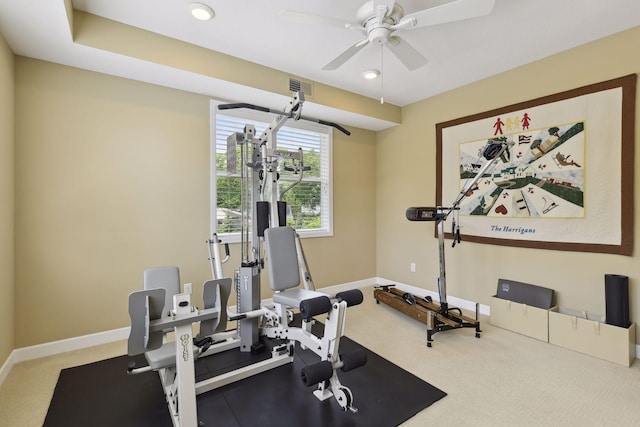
[375,138,513,347]
[127,92,366,426]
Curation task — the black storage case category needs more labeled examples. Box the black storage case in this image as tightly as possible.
[605,274,630,328]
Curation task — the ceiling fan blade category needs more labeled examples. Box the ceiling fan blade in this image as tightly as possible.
[386,36,429,70]
[322,39,370,70]
[376,4,389,23]
[278,9,349,29]
[373,0,396,11]
[373,0,396,22]
[397,0,495,30]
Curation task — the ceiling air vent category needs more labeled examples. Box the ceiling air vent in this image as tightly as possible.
[289,78,314,97]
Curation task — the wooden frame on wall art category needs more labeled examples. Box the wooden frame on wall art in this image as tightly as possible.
[436,74,636,255]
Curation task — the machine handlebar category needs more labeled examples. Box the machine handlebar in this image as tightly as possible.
[217,103,270,113]
[315,119,351,136]
[217,103,351,136]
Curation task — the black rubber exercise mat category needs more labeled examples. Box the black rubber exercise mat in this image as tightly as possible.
[44,336,446,427]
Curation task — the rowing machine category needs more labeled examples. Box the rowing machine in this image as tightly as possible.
[377,140,512,346]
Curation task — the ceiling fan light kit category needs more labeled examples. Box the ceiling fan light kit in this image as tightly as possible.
[362,69,380,79]
[189,3,215,21]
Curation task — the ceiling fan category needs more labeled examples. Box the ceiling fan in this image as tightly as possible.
[280,0,496,71]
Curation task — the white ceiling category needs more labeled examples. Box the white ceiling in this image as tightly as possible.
[0,0,639,130]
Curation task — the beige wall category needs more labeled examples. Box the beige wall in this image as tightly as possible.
[14,58,377,347]
[376,27,640,342]
[72,10,400,125]
[0,33,15,363]
[7,24,640,351]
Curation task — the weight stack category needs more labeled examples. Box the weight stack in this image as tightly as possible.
[604,274,630,328]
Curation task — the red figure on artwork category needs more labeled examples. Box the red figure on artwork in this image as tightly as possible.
[521,113,531,130]
[493,117,505,135]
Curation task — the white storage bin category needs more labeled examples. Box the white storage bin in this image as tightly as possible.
[490,296,555,342]
[549,307,636,367]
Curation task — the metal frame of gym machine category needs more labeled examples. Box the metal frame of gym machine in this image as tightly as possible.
[375,139,513,347]
[209,92,366,410]
[216,91,350,352]
[127,92,364,427]
[194,92,329,391]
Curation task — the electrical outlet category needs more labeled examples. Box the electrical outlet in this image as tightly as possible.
[410,263,416,273]
[184,282,193,294]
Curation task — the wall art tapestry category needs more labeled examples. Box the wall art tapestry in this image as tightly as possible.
[436,74,636,255]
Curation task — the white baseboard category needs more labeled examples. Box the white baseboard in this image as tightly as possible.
[0,277,376,387]
[375,277,491,316]
[1,276,636,387]
[11,327,131,364]
[0,352,14,387]
[373,278,639,362]
[322,277,377,294]
[0,327,130,387]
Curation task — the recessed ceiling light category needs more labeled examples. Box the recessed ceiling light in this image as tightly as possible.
[189,3,215,21]
[362,69,380,80]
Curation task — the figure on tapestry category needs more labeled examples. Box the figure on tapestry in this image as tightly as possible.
[458,120,585,218]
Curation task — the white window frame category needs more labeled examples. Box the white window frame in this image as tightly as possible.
[210,100,333,243]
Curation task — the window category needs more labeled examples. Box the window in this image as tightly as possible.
[211,100,333,241]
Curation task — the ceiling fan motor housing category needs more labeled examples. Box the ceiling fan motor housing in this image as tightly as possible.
[358,1,405,44]
[369,26,391,44]
[356,1,405,24]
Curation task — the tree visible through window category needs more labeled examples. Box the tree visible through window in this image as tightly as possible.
[212,106,332,240]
